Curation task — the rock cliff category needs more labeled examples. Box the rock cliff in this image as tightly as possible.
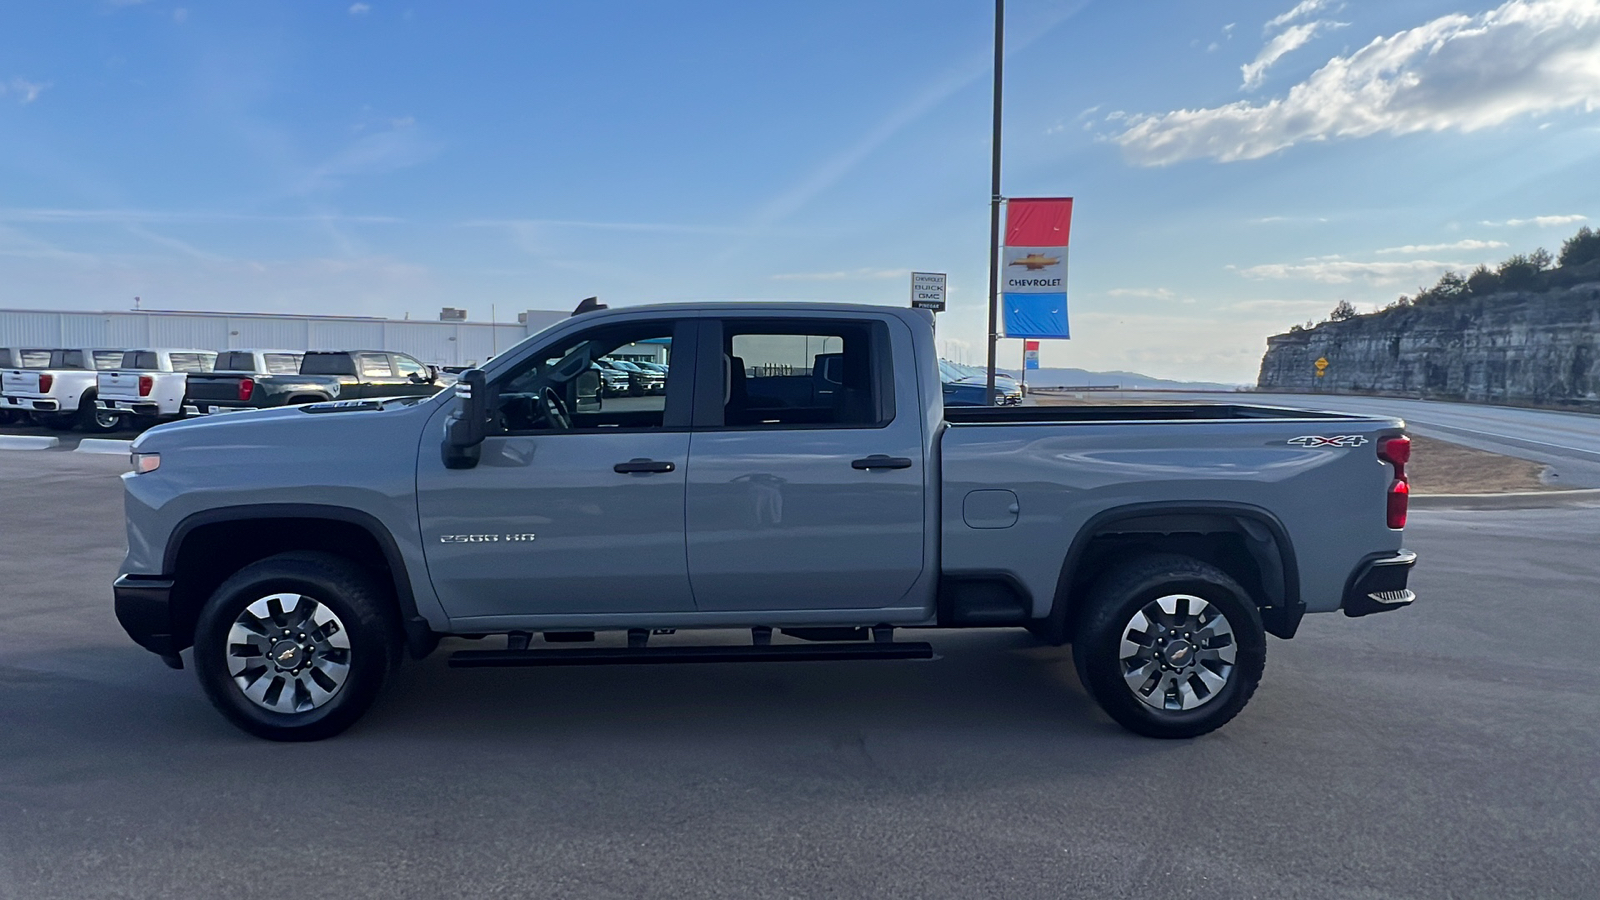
[1256,268,1600,407]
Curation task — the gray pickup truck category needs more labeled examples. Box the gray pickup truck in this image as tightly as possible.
[113,302,1416,742]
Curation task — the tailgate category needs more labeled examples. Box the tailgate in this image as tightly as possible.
[98,371,143,401]
[1,370,41,395]
[186,374,247,403]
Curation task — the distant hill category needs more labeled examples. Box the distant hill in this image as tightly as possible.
[998,367,1244,392]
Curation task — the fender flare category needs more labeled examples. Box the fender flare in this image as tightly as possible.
[1041,501,1304,642]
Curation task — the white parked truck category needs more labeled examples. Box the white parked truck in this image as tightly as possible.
[97,349,218,424]
[0,348,128,433]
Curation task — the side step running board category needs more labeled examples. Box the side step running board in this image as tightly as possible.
[448,641,935,668]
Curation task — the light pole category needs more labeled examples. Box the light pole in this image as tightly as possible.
[983,0,1004,407]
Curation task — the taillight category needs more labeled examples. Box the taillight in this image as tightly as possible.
[38,373,53,392]
[238,378,255,401]
[1380,435,1410,529]
[138,375,153,397]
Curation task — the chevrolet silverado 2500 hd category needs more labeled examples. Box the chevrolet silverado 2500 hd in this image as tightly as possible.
[113,302,1416,741]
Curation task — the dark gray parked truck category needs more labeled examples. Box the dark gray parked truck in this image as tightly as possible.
[113,302,1416,741]
[182,349,441,414]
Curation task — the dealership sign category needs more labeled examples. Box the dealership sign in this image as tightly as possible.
[1001,198,1073,340]
[911,272,947,312]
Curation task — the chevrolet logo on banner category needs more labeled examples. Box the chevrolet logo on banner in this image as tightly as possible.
[1001,198,1073,340]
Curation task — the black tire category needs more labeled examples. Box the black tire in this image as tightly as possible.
[73,391,121,433]
[193,552,400,741]
[37,411,76,431]
[1072,553,1266,739]
[0,409,16,426]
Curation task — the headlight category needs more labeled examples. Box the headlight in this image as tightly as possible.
[130,451,161,474]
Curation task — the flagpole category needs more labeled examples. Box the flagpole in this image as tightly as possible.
[984,0,1004,408]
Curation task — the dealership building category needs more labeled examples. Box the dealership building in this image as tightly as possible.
[0,306,572,368]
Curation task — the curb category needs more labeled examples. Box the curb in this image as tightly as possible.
[1413,488,1600,510]
[74,438,134,455]
[0,435,61,451]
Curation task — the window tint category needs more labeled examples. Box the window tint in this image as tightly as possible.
[92,351,124,370]
[170,352,217,373]
[300,353,355,375]
[393,355,429,380]
[493,322,677,433]
[264,353,302,374]
[19,350,51,368]
[61,350,85,369]
[216,352,253,371]
[358,354,393,377]
[722,321,888,428]
[127,351,159,370]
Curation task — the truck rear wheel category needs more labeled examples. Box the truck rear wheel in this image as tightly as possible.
[192,552,400,741]
[1073,554,1265,739]
[74,391,121,433]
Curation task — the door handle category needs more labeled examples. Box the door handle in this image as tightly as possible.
[851,455,913,470]
[614,458,675,474]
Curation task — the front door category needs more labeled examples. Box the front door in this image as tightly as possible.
[416,317,697,621]
[684,316,929,612]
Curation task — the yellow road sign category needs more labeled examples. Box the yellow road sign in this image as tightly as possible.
[1314,357,1329,372]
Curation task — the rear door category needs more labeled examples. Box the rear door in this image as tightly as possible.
[683,315,929,612]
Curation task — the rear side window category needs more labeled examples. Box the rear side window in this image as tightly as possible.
[263,353,302,374]
[357,354,393,378]
[300,354,355,375]
[720,320,892,428]
[170,352,217,373]
[215,352,254,371]
[92,351,124,370]
[19,350,51,368]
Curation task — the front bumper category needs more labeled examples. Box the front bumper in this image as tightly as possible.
[1342,549,1417,617]
[113,574,183,665]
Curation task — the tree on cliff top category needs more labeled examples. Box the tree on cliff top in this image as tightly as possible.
[1329,300,1358,321]
[1561,226,1600,268]
[1466,265,1500,295]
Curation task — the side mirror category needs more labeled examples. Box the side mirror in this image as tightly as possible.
[443,369,489,470]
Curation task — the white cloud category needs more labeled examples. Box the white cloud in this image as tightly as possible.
[1265,0,1335,33]
[770,268,907,281]
[1235,258,1473,284]
[1376,238,1508,253]
[1,78,49,104]
[1113,0,1600,166]
[348,3,371,15]
[1241,20,1345,90]
[1106,287,1177,300]
[1480,213,1589,226]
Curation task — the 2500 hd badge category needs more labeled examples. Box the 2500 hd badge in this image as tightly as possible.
[439,533,537,543]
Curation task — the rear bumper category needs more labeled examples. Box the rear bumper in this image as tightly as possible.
[2,396,60,411]
[113,574,182,661]
[1342,549,1417,617]
[101,400,161,417]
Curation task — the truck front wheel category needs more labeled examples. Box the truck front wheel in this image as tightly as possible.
[192,552,400,741]
[1073,554,1266,739]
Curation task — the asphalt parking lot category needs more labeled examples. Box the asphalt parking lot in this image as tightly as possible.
[2,450,1598,899]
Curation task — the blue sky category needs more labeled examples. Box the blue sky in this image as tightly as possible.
[2,0,1598,383]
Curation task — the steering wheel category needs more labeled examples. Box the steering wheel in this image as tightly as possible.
[540,387,572,430]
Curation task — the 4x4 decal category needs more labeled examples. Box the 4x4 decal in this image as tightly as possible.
[1287,435,1368,448]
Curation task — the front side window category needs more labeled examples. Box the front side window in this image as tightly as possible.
[721,321,889,428]
[491,321,677,434]
[169,352,217,373]
[393,355,429,381]
[263,353,303,374]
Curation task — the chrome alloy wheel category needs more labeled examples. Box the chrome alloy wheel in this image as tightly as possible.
[226,593,351,714]
[1118,594,1236,712]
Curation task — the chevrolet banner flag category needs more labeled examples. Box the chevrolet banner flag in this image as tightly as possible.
[1001,197,1073,339]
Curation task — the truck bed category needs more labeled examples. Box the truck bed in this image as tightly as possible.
[943,403,1361,424]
